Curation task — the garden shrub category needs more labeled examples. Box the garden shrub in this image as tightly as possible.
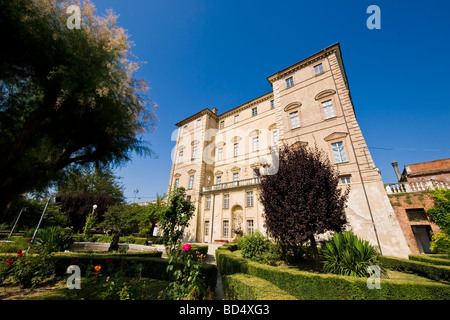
[237,231,270,262]
[26,226,74,252]
[216,247,450,300]
[408,254,450,266]
[222,273,297,300]
[430,232,450,254]
[321,231,384,277]
[379,256,450,283]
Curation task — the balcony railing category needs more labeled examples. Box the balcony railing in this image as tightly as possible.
[384,179,450,194]
[201,177,260,193]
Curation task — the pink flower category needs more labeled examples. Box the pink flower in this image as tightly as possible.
[182,243,192,252]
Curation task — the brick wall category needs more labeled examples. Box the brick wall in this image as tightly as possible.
[388,192,440,254]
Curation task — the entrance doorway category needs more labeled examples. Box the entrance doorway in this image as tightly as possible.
[411,225,432,254]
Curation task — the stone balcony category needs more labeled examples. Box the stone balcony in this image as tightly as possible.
[201,177,261,193]
[384,179,450,195]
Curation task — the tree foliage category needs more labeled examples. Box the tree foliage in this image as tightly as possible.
[160,187,195,256]
[0,0,156,220]
[258,145,349,263]
[428,188,450,235]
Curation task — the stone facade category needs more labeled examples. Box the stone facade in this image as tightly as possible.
[168,43,411,258]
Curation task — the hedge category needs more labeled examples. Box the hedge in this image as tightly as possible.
[52,253,217,290]
[379,256,450,282]
[222,273,297,300]
[408,254,450,267]
[216,248,450,300]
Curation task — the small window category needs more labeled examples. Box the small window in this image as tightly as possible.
[234,143,239,157]
[246,220,254,234]
[174,178,179,187]
[216,176,222,184]
[205,221,210,236]
[322,100,336,119]
[233,172,239,181]
[219,120,224,129]
[223,220,229,237]
[406,209,428,222]
[186,195,191,201]
[217,147,223,161]
[224,194,230,209]
[331,142,347,163]
[188,175,194,189]
[290,111,300,129]
[192,146,197,159]
[252,136,259,152]
[206,196,211,210]
[253,169,259,178]
[286,77,294,88]
[196,119,201,128]
[272,130,279,146]
[252,107,258,116]
[177,151,183,164]
[183,126,187,134]
[314,63,324,75]
[340,176,351,184]
[246,191,254,207]
[270,100,274,109]
[234,115,239,123]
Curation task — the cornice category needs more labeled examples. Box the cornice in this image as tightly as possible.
[267,43,339,84]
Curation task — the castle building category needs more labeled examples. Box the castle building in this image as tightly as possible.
[168,43,411,258]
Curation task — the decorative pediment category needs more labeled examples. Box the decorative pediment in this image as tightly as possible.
[268,123,277,130]
[323,132,348,142]
[187,169,196,175]
[249,129,260,137]
[178,145,186,151]
[214,170,223,176]
[191,139,200,146]
[284,102,302,112]
[231,136,242,143]
[315,89,336,101]
[173,173,181,178]
[250,162,262,169]
[230,166,241,173]
[216,141,226,148]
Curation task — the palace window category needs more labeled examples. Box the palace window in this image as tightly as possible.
[340,175,351,184]
[331,142,347,163]
[218,147,223,161]
[233,172,239,181]
[246,191,254,207]
[252,136,259,152]
[223,220,229,237]
[272,130,279,146]
[314,63,324,75]
[252,107,258,116]
[188,175,194,189]
[206,196,211,210]
[216,176,222,184]
[205,221,210,236]
[224,194,230,209]
[234,143,239,157]
[247,220,254,234]
[192,146,197,159]
[290,111,300,129]
[177,151,183,164]
[322,100,336,119]
[286,77,294,88]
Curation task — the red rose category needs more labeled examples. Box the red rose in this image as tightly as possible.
[17,249,22,254]
[27,238,32,242]
[6,260,13,266]
[17,252,23,258]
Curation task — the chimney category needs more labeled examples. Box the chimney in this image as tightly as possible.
[212,107,218,115]
[391,160,402,182]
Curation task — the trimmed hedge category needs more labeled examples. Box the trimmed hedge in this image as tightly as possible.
[408,254,450,267]
[380,256,450,283]
[222,273,297,300]
[52,253,217,290]
[216,248,450,300]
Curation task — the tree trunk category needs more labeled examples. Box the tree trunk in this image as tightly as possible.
[108,231,121,252]
[309,234,320,271]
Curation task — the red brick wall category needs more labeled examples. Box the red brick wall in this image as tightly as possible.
[388,192,440,255]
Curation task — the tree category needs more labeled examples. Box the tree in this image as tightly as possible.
[0,0,156,221]
[428,188,450,235]
[134,193,167,237]
[160,187,195,256]
[258,145,349,267]
[100,204,141,252]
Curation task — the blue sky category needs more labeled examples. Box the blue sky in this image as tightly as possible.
[90,0,450,203]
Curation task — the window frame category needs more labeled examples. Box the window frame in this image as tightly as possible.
[331,141,348,164]
[286,77,294,88]
[188,175,194,189]
[223,194,230,209]
[223,220,229,237]
[322,99,336,120]
[314,63,324,75]
[246,191,254,207]
[252,107,258,116]
[289,111,300,129]
[234,142,239,157]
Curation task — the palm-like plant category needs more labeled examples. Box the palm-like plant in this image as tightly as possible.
[321,231,385,277]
